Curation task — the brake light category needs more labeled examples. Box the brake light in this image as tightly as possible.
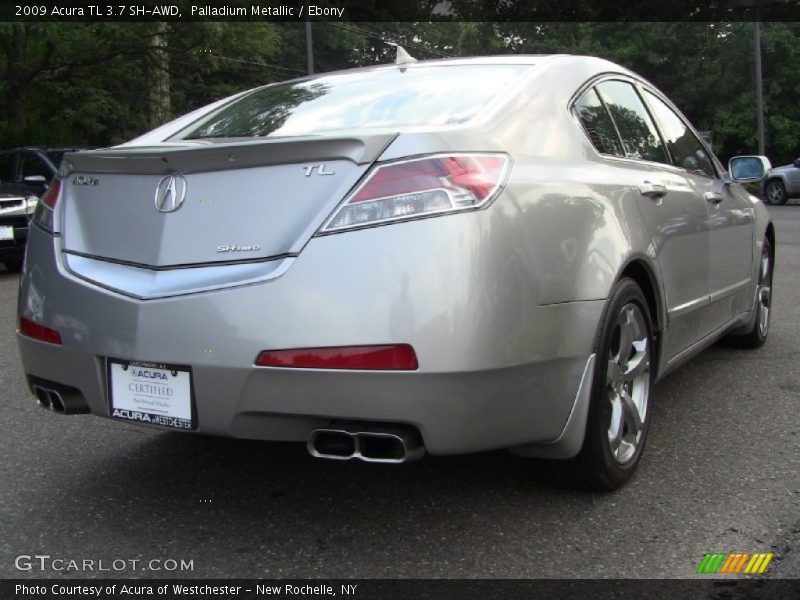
[19,317,62,345]
[33,177,61,232]
[40,177,61,209]
[322,153,510,232]
[255,345,418,370]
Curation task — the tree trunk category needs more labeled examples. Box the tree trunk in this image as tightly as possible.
[149,22,171,128]
[4,25,29,134]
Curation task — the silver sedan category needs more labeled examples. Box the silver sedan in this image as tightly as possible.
[16,55,774,490]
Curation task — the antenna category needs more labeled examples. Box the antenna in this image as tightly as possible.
[395,45,417,66]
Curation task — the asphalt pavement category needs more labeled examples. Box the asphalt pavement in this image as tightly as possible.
[0,207,798,580]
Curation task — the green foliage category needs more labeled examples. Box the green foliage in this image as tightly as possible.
[0,21,797,165]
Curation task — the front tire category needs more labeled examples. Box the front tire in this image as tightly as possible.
[549,278,654,491]
[764,179,787,205]
[728,238,772,348]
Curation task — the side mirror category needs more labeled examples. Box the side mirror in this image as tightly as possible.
[23,175,47,186]
[729,155,772,183]
[793,157,800,169]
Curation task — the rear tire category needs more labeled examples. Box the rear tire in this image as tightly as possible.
[2,259,22,273]
[548,278,654,491]
[764,179,787,205]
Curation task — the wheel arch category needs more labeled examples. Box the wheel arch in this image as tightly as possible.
[615,256,665,378]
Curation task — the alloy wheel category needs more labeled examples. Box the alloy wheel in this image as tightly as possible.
[757,245,772,338]
[606,303,651,465]
[765,181,786,205]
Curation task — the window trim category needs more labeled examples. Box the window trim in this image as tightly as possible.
[569,73,722,180]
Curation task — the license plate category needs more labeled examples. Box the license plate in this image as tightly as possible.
[0,226,12,241]
[108,359,194,430]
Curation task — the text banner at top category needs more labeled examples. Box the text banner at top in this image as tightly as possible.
[4,0,800,22]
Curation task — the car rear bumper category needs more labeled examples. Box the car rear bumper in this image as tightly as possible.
[17,220,605,455]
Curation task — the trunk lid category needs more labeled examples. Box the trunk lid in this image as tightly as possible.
[60,134,395,268]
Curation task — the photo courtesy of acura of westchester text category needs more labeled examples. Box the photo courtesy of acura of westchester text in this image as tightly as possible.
[1,0,799,590]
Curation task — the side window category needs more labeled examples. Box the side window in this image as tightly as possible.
[595,81,669,165]
[643,90,717,179]
[573,88,624,157]
[18,153,52,182]
[0,153,15,182]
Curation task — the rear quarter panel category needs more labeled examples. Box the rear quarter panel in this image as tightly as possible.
[381,56,662,310]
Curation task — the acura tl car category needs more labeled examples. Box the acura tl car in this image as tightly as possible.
[16,55,775,490]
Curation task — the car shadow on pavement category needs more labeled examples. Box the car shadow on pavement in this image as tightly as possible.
[55,429,603,565]
[73,429,567,506]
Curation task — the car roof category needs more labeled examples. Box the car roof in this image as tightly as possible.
[275,54,617,83]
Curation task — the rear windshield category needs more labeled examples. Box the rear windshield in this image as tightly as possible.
[179,65,532,140]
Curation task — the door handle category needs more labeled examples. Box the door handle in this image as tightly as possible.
[638,182,667,199]
[704,191,724,205]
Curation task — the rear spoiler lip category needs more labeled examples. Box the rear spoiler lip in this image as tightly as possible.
[61,133,398,175]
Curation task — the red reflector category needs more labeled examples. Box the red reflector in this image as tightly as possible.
[256,345,418,370]
[40,177,62,209]
[19,316,62,345]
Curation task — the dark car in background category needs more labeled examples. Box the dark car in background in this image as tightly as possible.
[762,157,800,205]
[0,191,39,272]
[0,147,78,271]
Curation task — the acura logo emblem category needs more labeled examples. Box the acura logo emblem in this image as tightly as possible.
[154,174,187,213]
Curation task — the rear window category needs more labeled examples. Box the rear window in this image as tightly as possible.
[179,65,532,140]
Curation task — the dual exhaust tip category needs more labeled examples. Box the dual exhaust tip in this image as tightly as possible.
[308,424,425,464]
[32,385,90,415]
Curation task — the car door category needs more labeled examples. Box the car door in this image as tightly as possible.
[642,89,754,335]
[591,80,711,360]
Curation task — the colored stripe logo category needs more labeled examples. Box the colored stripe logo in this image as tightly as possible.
[697,552,773,574]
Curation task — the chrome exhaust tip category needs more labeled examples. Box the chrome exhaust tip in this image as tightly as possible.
[30,382,90,415]
[49,391,66,414]
[308,424,425,464]
[33,386,51,409]
[308,430,357,460]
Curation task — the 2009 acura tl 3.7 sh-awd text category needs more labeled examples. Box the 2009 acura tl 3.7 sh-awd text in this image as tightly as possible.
[17,55,775,490]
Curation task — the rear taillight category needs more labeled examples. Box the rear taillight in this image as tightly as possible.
[33,177,61,231]
[19,317,62,345]
[321,153,511,232]
[40,177,61,209]
[255,345,418,370]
